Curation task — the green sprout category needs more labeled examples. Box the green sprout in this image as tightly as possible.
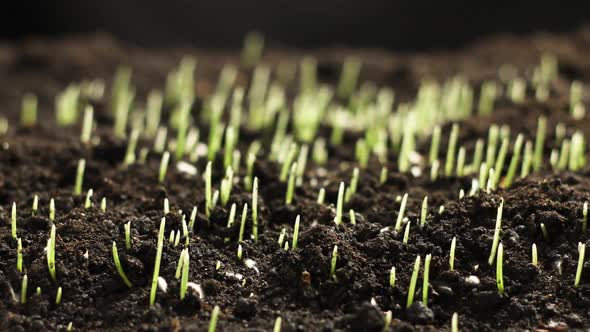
[456,147,466,177]
[295,145,309,186]
[252,177,259,242]
[145,90,163,138]
[205,161,212,217]
[346,167,360,202]
[557,139,570,171]
[208,305,221,332]
[355,139,369,168]
[112,242,132,288]
[188,206,197,231]
[380,166,388,185]
[403,222,411,245]
[496,243,505,295]
[312,138,328,166]
[533,116,547,171]
[164,198,170,215]
[488,198,504,265]
[583,202,588,234]
[56,286,62,305]
[238,203,248,243]
[532,243,538,267]
[429,125,441,166]
[273,316,282,332]
[485,125,499,174]
[420,196,428,227]
[384,311,392,332]
[575,242,586,287]
[330,245,338,281]
[49,198,55,221]
[422,253,432,306]
[159,151,170,183]
[180,250,190,300]
[74,159,86,195]
[478,81,497,115]
[11,202,17,239]
[445,124,460,176]
[67,322,73,331]
[153,127,167,153]
[149,218,166,306]
[337,57,361,98]
[47,224,57,282]
[292,215,301,250]
[541,223,549,241]
[335,182,345,226]
[36,287,41,296]
[277,228,286,248]
[21,93,38,127]
[520,140,533,178]
[285,162,297,205]
[450,237,457,270]
[220,167,234,206]
[317,188,326,204]
[169,230,175,244]
[451,313,459,332]
[430,160,440,181]
[124,221,132,249]
[389,266,396,287]
[17,237,23,272]
[502,134,524,188]
[394,193,408,232]
[223,126,236,169]
[244,153,256,191]
[21,274,27,304]
[80,105,94,144]
[237,244,243,260]
[32,195,38,216]
[84,189,93,209]
[280,143,298,182]
[472,138,484,172]
[124,129,140,165]
[349,209,356,225]
[492,137,509,187]
[406,255,421,308]
[100,198,107,213]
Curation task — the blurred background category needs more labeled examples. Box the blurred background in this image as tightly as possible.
[1,1,589,51]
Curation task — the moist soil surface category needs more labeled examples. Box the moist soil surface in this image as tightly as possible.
[2,30,590,331]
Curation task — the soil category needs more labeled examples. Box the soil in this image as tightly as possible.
[2,29,590,331]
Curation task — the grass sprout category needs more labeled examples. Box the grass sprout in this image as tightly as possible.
[47,224,57,282]
[532,243,538,267]
[208,305,221,332]
[575,242,586,287]
[159,152,170,183]
[533,116,547,171]
[180,250,190,300]
[330,245,338,281]
[11,202,17,239]
[317,188,326,204]
[420,196,428,227]
[32,195,38,216]
[49,198,55,221]
[292,215,300,250]
[403,221,411,245]
[451,313,459,332]
[488,198,504,265]
[149,218,166,306]
[74,159,86,195]
[56,286,62,305]
[450,237,457,270]
[80,105,94,143]
[445,124,460,176]
[17,237,23,272]
[21,274,27,304]
[84,189,93,209]
[21,93,38,127]
[496,243,505,295]
[205,161,212,217]
[422,254,432,306]
[125,221,132,249]
[389,267,396,287]
[349,209,356,225]
[273,316,282,332]
[335,182,345,226]
[394,193,408,232]
[252,177,259,242]
[406,255,421,308]
[285,162,297,205]
[112,242,133,288]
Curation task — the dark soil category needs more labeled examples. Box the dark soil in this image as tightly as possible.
[2,30,590,331]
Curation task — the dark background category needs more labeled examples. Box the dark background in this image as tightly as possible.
[1,1,589,51]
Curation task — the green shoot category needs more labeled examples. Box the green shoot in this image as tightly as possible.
[349,209,356,225]
[242,32,264,67]
[169,230,175,244]
[330,245,338,281]
[149,218,166,306]
[112,242,132,288]
[21,93,38,127]
[583,202,588,234]
[277,228,286,247]
[445,124,460,176]
[557,139,570,171]
[175,249,187,279]
[153,127,167,153]
[273,316,282,332]
[496,243,505,295]
[384,311,392,331]
[503,134,524,187]
[67,322,73,332]
[532,243,538,267]
[21,274,27,304]
[335,182,345,226]
[451,313,459,332]
[456,147,466,176]
[317,188,326,204]
[164,198,170,215]
[74,158,86,195]
[56,286,62,305]
[285,162,297,205]
[295,145,309,187]
[429,125,441,166]
[17,238,23,272]
[575,243,586,287]
[541,223,549,241]
[239,203,248,243]
[403,221,411,245]
[533,116,547,171]
[224,126,236,169]
[180,250,190,300]
[292,215,300,250]
[49,198,55,221]
[430,160,440,181]
[394,193,408,232]
[406,255,421,308]
[312,138,328,165]
[337,57,361,98]
[145,90,163,138]
[47,224,57,282]
[84,189,93,209]
[488,198,504,265]
[188,206,197,230]
[237,244,243,260]
[252,177,259,242]
[472,138,484,173]
[380,166,388,185]
[205,161,212,217]
[125,221,132,249]
[80,105,94,143]
[174,229,181,247]
[159,151,170,183]
[520,140,533,178]
[450,237,457,270]
[485,125,499,174]
[100,198,107,213]
[32,195,38,216]
[36,287,41,296]
[346,167,360,202]
[355,139,369,168]
[11,202,17,238]
[220,167,234,206]
[422,254,431,306]
[124,129,140,165]
[389,267,396,287]
[208,305,221,332]
[244,153,256,191]
[492,137,509,187]
[420,196,428,227]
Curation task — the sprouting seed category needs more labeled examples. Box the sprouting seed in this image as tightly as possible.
[273,316,282,332]
[583,202,588,234]
[285,162,297,205]
[439,205,445,214]
[180,250,190,300]
[430,160,440,181]
[17,238,23,272]
[532,243,538,267]
[80,105,94,144]
[237,244,243,260]
[520,140,533,178]
[212,190,220,209]
[488,198,504,265]
[380,166,388,185]
[492,137,509,187]
[459,189,465,199]
[11,202,17,239]
[451,313,459,332]
[346,167,360,202]
[205,161,212,217]
[220,167,234,206]
[355,139,369,168]
[429,125,441,166]
[295,144,309,187]
[153,127,167,153]
[349,209,356,225]
[100,198,107,213]
[245,153,257,191]
[74,159,86,195]
[486,168,495,192]
[252,177,259,242]
[149,218,166,306]
[503,134,524,188]
[56,286,62,305]
[277,228,286,247]
[175,249,187,279]
[169,230,175,244]
[317,188,326,204]
[188,206,198,230]
[384,311,392,331]
[238,203,248,243]
[423,254,432,306]
[223,126,236,169]
[335,182,345,226]
[292,215,301,250]
[49,198,55,221]
[208,305,221,332]
[84,189,93,209]
[472,139,484,173]
[36,287,41,296]
[159,151,171,183]
[124,129,140,165]
[444,124,460,177]
[330,245,338,281]
[496,243,505,295]
[575,243,586,287]
[67,322,73,332]
[456,147,466,177]
[125,221,132,249]
[450,237,457,270]
[164,198,170,215]
[540,223,549,241]
[394,193,408,232]
[389,267,396,287]
[32,195,38,216]
[112,242,132,288]
[280,143,298,182]
[284,241,290,251]
[21,274,27,304]
[406,255,421,308]
[47,224,57,282]
[21,93,37,127]
[420,196,428,227]
[403,221,411,245]
[533,116,547,171]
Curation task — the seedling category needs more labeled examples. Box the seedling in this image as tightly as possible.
[380,166,388,184]
[485,125,499,174]
[159,152,170,183]
[430,160,440,181]
[496,243,505,295]
[521,141,533,178]
[451,313,459,332]
[205,162,212,217]
[384,311,392,332]
[164,198,170,215]
[112,242,132,288]
[285,162,297,205]
[236,203,248,243]
[541,223,549,241]
[145,90,163,138]
[346,167,360,202]
[389,267,396,287]
[149,218,166,306]
[47,224,57,282]
[180,250,190,300]
[583,202,588,234]
[153,127,167,153]
[237,244,243,260]
[36,287,41,296]
[317,188,326,204]
[355,139,369,168]
[49,198,55,221]
[420,196,428,227]
[330,245,338,281]
[349,209,356,225]
[337,56,361,98]
[492,137,509,187]
[502,134,524,187]
[423,254,432,306]
[175,249,187,279]
[21,93,38,127]
[208,305,221,332]
[56,286,62,305]
[406,255,421,308]
[124,129,140,165]
[450,237,457,270]
[532,243,538,267]
[335,182,345,226]
[292,215,301,250]
[100,198,107,213]
[84,189,93,209]
[17,238,23,272]
[429,125,441,165]
[11,202,17,238]
[394,193,408,232]
[575,243,586,287]
[279,143,298,182]
[403,222,411,245]
[445,124,460,176]
[472,138,484,172]
[74,159,86,195]
[456,147,466,176]
[252,177,259,242]
[273,316,282,332]
[80,105,94,143]
[533,116,547,171]
[220,167,234,206]
[21,274,27,304]
[488,198,504,265]
[32,195,38,216]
